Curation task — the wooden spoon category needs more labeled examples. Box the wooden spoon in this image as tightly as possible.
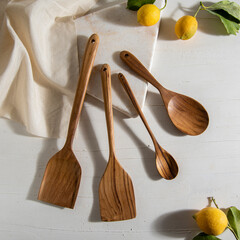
[38,34,99,208]
[99,64,136,221]
[118,73,178,180]
[120,51,209,136]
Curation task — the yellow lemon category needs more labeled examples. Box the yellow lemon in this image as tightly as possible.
[137,4,160,26]
[194,207,228,236]
[175,15,198,40]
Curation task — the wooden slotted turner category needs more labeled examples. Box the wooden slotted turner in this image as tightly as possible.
[38,34,99,208]
[99,64,136,221]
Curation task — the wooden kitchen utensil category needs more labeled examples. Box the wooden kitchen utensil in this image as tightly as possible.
[118,73,178,180]
[120,51,209,136]
[99,64,136,221]
[38,34,99,208]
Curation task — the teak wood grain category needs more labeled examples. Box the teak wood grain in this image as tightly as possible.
[38,34,99,208]
[99,64,136,221]
[118,73,178,180]
[120,51,209,136]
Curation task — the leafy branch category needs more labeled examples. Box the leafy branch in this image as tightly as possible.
[194,1,240,35]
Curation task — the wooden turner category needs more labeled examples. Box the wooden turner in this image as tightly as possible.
[99,64,136,221]
[38,34,99,208]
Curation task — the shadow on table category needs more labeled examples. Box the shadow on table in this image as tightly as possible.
[26,139,65,209]
[5,115,64,209]
[83,95,162,222]
[158,17,177,41]
[114,110,162,181]
[87,94,162,179]
[80,94,163,222]
[152,209,199,240]
[80,103,106,222]
[146,91,185,137]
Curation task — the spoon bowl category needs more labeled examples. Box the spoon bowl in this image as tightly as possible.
[154,142,178,180]
[118,73,178,180]
[166,93,209,135]
[120,50,209,136]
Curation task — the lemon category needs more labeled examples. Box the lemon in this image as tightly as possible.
[194,207,228,236]
[137,4,160,26]
[175,15,198,40]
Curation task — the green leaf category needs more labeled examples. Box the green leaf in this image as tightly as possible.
[227,206,240,239]
[127,0,156,11]
[200,1,240,35]
[193,232,221,240]
[207,1,240,23]
[205,8,240,35]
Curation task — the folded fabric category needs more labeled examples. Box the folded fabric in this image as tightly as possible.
[0,0,97,138]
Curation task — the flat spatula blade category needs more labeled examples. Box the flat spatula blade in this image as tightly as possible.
[38,148,81,208]
[99,159,136,221]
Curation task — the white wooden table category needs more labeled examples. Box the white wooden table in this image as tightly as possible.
[1,0,240,239]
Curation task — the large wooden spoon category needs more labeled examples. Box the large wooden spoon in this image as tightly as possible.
[120,51,209,136]
[38,34,99,208]
[118,73,178,180]
[99,64,136,221]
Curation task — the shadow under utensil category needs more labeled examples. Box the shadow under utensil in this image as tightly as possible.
[112,51,128,71]
[27,81,65,209]
[77,35,90,66]
[111,73,138,117]
[152,209,199,240]
[80,103,107,222]
[112,51,149,116]
[5,120,56,203]
[27,138,64,209]
[85,94,162,181]
[146,91,185,137]
[112,51,143,80]
[113,109,162,181]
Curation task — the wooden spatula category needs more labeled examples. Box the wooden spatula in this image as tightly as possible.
[99,64,136,221]
[38,34,99,208]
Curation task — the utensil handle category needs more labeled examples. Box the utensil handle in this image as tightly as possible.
[120,51,163,90]
[101,64,115,157]
[118,73,157,144]
[65,34,99,148]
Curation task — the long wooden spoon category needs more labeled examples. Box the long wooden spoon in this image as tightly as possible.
[38,34,99,208]
[120,51,209,136]
[118,73,178,180]
[99,64,136,221]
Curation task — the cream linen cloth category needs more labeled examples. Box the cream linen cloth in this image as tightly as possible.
[0,0,97,138]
